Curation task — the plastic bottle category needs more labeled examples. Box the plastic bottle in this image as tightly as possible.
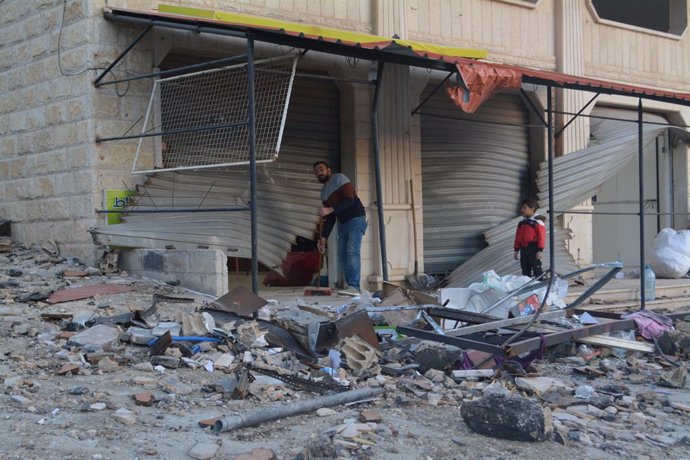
[643,265,656,301]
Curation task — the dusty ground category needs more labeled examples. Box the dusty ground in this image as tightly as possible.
[1,244,689,460]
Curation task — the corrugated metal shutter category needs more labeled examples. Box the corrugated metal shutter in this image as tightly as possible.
[420,90,530,275]
[91,76,341,269]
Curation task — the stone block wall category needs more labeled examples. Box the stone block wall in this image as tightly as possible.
[0,0,97,261]
[0,0,157,264]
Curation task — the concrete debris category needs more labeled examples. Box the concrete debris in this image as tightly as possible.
[234,447,275,460]
[461,395,552,442]
[188,442,219,460]
[67,325,120,349]
[658,365,687,388]
[515,376,572,395]
[112,408,137,426]
[413,341,462,373]
[1,243,690,458]
[340,335,381,376]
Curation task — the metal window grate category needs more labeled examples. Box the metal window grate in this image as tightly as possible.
[132,55,298,173]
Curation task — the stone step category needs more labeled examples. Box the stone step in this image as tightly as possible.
[578,296,690,314]
[567,282,690,304]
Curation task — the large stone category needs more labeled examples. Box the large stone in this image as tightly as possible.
[461,395,552,442]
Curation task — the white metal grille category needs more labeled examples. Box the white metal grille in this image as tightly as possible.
[132,55,298,173]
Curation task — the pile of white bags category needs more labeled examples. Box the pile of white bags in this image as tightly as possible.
[649,228,690,278]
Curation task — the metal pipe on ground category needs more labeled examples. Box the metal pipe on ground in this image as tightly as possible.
[211,386,385,433]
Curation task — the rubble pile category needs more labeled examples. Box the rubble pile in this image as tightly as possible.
[1,242,689,459]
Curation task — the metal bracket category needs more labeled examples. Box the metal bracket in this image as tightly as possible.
[94,24,153,86]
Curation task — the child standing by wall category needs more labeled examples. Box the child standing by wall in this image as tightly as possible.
[514,199,546,278]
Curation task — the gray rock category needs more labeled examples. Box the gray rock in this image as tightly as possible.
[188,442,218,460]
[67,325,119,349]
[98,358,119,373]
[159,376,193,395]
[150,355,180,369]
[11,394,32,406]
[424,369,446,383]
[413,341,462,373]
[305,435,336,459]
[112,408,137,425]
[461,394,551,442]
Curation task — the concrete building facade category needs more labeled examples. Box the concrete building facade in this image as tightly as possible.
[1,0,689,287]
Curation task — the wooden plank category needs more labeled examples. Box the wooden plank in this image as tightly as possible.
[576,335,654,353]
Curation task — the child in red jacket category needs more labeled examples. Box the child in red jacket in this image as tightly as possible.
[514,199,546,277]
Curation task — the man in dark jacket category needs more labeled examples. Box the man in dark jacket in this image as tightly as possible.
[313,161,367,292]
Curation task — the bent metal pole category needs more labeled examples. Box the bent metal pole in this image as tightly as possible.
[212,386,385,433]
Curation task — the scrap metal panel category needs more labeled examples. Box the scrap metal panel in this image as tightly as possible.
[445,108,686,288]
[420,90,530,275]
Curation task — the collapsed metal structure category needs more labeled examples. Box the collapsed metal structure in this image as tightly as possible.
[97,6,690,305]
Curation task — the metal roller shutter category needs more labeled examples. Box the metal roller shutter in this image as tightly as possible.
[420,90,530,275]
[91,76,341,269]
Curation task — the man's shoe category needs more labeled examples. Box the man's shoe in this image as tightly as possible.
[338,286,360,297]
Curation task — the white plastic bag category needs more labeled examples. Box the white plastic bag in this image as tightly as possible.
[649,228,690,278]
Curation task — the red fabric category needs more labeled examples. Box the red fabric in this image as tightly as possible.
[263,251,320,287]
[445,63,522,113]
[514,219,545,251]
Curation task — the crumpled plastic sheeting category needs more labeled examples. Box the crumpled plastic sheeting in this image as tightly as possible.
[622,310,675,340]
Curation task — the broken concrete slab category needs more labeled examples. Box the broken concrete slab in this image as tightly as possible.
[212,353,235,370]
[658,365,687,389]
[67,325,119,349]
[461,394,552,442]
[126,327,155,345]
[152,322,181,337]
[515,377,572,395]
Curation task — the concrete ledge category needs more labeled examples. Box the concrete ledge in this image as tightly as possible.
[120,249,228,297]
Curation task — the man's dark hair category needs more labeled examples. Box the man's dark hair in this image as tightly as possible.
[313,161,329,169]
[521,198,539,210]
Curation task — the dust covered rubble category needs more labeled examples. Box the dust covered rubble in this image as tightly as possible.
[1,242,689,459]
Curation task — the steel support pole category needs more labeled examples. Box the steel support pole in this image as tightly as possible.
[547,86,555,275]
[371,62,388,281]
[655,137,661,233]
[247,36,259,294]
[638,99,645,309]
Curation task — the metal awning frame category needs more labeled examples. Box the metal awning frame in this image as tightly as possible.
[99,7,690,297]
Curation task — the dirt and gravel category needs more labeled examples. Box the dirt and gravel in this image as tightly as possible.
[1,242,689,460]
